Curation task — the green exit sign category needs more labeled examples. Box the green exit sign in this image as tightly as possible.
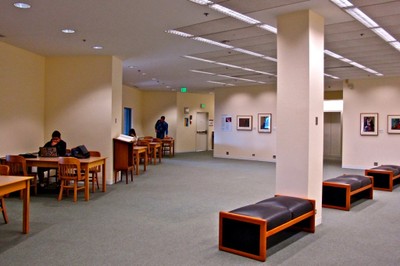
[180,87,187,93]
[200,103,206,108]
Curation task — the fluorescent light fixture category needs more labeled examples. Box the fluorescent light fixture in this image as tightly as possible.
[324,50,343,59]
[252,70,276,76]
[363,68,377,74]
[232,48,264,57]
[61,29,76,34]
[345,8,379,28]
[188,0,213,5]
[215,62,242,69]
[257,24,277,34]
[207,81,235,86]
[92,46,103,50]
[190,70,215,75]
[263,56,277,62]
[14,2,31,9]
[324,73,340,79]
[165,30,194,38]
[329,0,353,8]
[218,74,265,83]
[210,4,261,24]
[349,61,366,69]
[184,55,215,63]
[390,41,400,51]
[371,28,396,42]
[192,37,233,48]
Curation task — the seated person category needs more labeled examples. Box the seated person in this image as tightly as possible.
[38,130,67,187]
[129,128,139,142]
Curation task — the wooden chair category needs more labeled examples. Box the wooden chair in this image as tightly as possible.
[162,136,174,157]
[58,157,86,202]
[0,165,10,223]
[88,151,101,192]
[136,139,152,164]
[5,155,37,196]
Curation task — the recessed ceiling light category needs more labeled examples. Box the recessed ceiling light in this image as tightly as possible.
[92,45,103,50]
[61,29,75,34]
[14,2,31,9]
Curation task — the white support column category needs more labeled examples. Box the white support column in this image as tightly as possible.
[276,10,324,224]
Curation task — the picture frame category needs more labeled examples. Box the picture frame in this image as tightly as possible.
[360,113,378,136]
[258,113,272,133]
[387,115,400,134]
[236,115,252,131]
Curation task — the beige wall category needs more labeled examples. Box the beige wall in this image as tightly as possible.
[0,41,45,155]
[176,93,215,152]
[45,55,121,183]
[122,88,215,152]
[214,85,277,161]
[122,85,144,135]
[141,91,177,138]
[342,77,400,169]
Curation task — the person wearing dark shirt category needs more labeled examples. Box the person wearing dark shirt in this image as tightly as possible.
[155,116,168,139]
[38,130,67,187]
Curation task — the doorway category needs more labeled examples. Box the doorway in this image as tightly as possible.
[324,112,342,161]
[196,112,208,151]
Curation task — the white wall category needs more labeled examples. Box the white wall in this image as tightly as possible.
[214,85,277,161]
[342,77,400,169]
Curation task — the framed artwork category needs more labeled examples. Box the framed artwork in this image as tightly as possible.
[387,115,400,134]
[360,113,378,136]
[236,115,252,131]
[258,113,272,133]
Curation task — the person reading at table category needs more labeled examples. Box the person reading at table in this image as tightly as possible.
[38,130,67,187]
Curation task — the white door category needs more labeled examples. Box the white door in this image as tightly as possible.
[196,112,208,151]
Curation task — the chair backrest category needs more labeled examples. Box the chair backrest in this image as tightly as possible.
[89,151,101,157]
[58,157,82,180]
[136,140,151,153]
[5,155,28,176]
[0,165,10,175]
[152,138,162,143]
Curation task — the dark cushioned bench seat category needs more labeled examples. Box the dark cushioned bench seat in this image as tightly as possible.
[219,195,315,261]
[365,165,400,191]
[322,175,373,211]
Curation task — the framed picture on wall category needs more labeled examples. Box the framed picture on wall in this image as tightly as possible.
[236,115,252,131]
[360,113,378,136]
[258,113,272,133]
[387,115,400,134]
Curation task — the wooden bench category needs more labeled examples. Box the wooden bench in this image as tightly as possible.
[364,165,400,191]
[219,195,315,262]
[322,175,373,211]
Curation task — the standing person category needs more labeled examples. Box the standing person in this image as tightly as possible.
[155,116,168,139]
[38,130,67,187]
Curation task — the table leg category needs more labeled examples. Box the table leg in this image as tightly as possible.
[135,152,139,175]
[22,180,30,234]
[83,164,89,201]
[102,159,106,192]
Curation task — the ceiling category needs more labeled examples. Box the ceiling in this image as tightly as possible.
[1,0,400,93]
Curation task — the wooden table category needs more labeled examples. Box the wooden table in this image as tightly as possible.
[149,142,162,164]
[0,176,33,234]
[25,156,107,201]
[133,146,147,175]
[161,138,175,157]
